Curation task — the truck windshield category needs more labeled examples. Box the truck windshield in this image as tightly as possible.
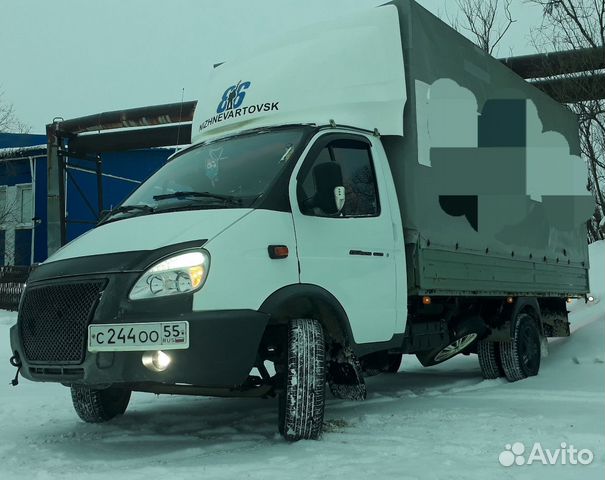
[114,127,305,219]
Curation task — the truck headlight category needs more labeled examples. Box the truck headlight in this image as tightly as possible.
[129,250,210,300]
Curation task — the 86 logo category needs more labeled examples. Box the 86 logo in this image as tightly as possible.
[217,80,251,113]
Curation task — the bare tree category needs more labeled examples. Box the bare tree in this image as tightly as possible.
[0,91,30,134]
[528,0,605,241]
[449,0,516,55]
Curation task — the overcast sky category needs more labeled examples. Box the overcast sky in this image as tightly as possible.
[0,0,545,133]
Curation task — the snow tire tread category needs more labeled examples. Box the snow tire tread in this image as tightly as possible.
[477,340,503,379]
[499,313,541,382]
[71,386,131,423]
[280,318,326,441]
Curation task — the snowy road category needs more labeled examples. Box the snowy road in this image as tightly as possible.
[1,244,603,479]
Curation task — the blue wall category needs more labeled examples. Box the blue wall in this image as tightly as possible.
[66,149,169,241]
[0,158,32,187]
[0,133,46,148]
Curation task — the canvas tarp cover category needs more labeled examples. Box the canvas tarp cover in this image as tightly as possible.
[384,0,593,295]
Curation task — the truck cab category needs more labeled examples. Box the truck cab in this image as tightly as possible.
[12,121,409,439]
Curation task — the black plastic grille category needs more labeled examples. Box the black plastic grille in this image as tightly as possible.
[19,281,105,364]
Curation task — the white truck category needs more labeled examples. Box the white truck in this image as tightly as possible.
[10,0,593,441]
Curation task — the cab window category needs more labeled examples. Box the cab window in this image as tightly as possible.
[298,138,380,217]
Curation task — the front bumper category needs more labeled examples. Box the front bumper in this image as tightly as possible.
[10,253,269,389]
[11,309,269,388]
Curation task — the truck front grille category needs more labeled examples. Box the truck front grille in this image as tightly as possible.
[19,280,106,364]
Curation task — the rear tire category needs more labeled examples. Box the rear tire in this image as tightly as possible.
[499,313,541,382]
[278,318,326,441]
[477,340,504,379]
[71,385,131,423]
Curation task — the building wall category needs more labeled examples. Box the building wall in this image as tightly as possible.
[0,133,174,265]
[0,157,36,266]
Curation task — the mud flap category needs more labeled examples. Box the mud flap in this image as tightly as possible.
[540,335,549,358]
[327,346,367,400]
[543,318,571,337]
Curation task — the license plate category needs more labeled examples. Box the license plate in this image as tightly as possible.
[88,321,189,352]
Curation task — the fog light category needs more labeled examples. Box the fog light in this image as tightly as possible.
[142,350,171,372]
[587,294,595,303]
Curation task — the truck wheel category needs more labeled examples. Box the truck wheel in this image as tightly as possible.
[278,318,326,441]
[499,313,541,382]
[416,333,478,367]
[477,340,503,379]
[71,385,131,423]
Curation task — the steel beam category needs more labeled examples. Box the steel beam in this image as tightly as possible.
[68,124,193,155]
[531,73,605,103]
[57,101,197,134]
[46,123,65,257]
[500,47,604,79]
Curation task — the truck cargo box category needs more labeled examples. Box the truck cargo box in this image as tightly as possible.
[383,0,594,296]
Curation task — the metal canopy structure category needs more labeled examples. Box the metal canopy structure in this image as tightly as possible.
[46,101,197,257]
[500,46,605,103]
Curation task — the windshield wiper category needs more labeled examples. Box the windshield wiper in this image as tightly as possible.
[98,204,155,225]
[112,204,155,214]
[153,191,242,205]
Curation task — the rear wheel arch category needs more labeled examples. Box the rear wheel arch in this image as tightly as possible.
[511,297,543,336]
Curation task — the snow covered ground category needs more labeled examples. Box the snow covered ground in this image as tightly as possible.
[1,242,603,479]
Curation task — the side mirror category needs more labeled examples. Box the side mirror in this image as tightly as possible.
[312,162,344,214]
[334,186,346,213]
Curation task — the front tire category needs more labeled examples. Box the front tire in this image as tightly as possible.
[278,318,326,441]
[71,385,131,423]
[499,313,542,382]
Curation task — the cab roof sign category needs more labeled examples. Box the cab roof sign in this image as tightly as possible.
[192,5,406,143]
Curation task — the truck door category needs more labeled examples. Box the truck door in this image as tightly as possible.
[290,132,399,344]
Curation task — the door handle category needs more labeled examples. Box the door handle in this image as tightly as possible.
[349,250,371,256]
[349,250,384,257]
